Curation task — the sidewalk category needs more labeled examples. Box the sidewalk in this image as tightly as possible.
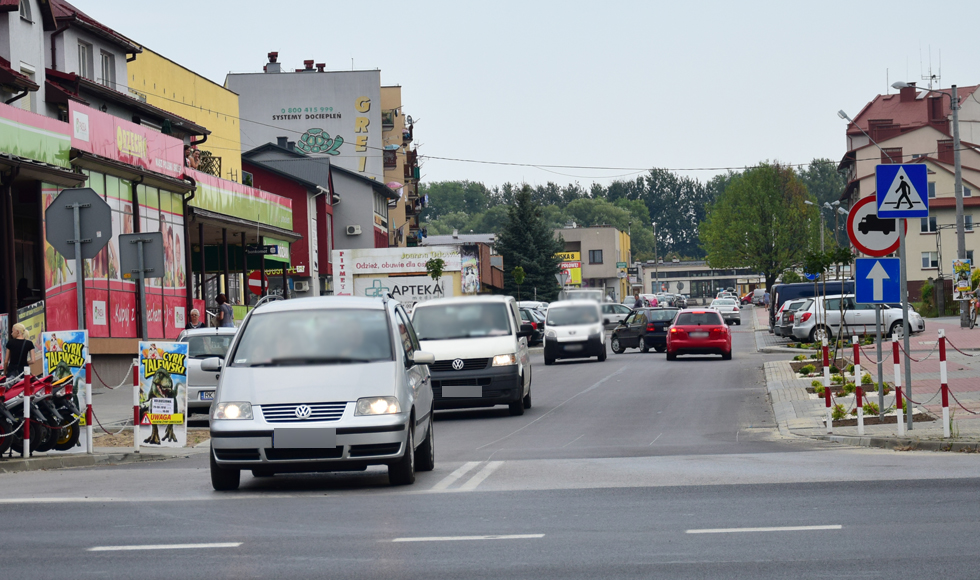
[0,442,209,474]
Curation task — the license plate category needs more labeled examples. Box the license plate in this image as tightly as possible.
[690,332,709,339]
[199,391,215,401]
[274,427,336,449]
[443,384,482,398]
[564,344,583,351]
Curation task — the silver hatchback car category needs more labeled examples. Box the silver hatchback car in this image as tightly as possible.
[207,296,435,490]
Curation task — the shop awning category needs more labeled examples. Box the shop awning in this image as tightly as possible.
[0,152,86,186]
[187,206,300,244]
[71,150,193,193]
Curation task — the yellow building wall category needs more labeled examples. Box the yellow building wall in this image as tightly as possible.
[618,230,631,299]
[127,49,243,182]
[382,85,408,246]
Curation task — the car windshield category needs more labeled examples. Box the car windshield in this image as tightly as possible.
[646,309,678,322]
[675,311,724,326]
[184,335,234,359]
[547,305,600,326]
[413,303,512,340]
[230,309,392,367]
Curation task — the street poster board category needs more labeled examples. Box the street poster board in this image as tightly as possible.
[17,301,45,370]
[137,341,188,447]
[41,330,88,450]
[953,259,973,301]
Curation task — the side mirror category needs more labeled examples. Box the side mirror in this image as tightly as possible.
[517,323,535,338]
[201,357,223,372]
[410,351,435,367]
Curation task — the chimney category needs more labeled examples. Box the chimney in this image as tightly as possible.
[452,229,459,239]
[900,82,917,103]
[265,51,280,73]
[287,141,295,151]
[304,60,314,71]
[316,63,325,72]
[277,136,288,148]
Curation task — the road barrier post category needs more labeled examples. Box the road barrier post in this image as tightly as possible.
[939,328,950,438]
[822,338,832,433]
[853,336,863,435]
[132,359,140,454]
[22,367,29,458]
[85,353,93,454]
[895,386,905,436]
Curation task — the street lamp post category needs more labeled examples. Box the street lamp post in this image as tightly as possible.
[652,221,658,294]
[893,81,967,326]
[804,200,825,251]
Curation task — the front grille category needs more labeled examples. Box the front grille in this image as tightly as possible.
[434,377,493,388]
[260,402,347,423]
[214,448,260,461]
[264,447,344,461]
[430,358,490,372]
[349,443,401,457]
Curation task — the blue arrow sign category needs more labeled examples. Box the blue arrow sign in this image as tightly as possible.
[804,272,820,281]
[876,164,929,218]
[855,258,901,304]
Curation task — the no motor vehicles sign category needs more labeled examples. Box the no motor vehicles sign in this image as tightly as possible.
[847,195,905,257]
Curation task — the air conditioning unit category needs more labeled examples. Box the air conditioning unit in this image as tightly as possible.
[293,280,310,292]
[346,224,362,236]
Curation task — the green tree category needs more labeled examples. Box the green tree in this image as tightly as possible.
[781,270,803,284]
[425,258,445,281]
[700,163,817,289]
[496,185,565,301]
[798,159,848,241]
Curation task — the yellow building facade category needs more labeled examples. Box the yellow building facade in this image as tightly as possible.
[127,48,243,182]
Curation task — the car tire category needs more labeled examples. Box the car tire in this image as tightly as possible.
[611,336,625,354]
[210,445,241,491]
[544,355,555,366]
[889,321,905,340]
[722,350,733,360]
[809,326,831,343]
[666,351,677,361]
[598,346,607,361]
[639,337,649,353]
[416,413,435,472]
[508,383,526,416]
[388,426,416,486]
[251,469,274,478]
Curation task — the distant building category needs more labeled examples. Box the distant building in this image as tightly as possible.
[648,260,763,303]
[554,225,630,302]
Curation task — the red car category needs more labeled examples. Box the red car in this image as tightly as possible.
[666,309,732,360]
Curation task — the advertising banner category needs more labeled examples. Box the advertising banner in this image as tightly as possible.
[354,275,454,311]
[137,341,188,447]
[953,259,973,301]
[0,101,72,168]
[41,330,88,447]
[333,246,462,277]
[16,301,45,367]
[460,246,480,294]
[187,168,293,230]
[69,101,184,178]
[0,313,7,374]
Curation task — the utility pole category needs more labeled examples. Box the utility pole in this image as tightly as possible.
[652,221,658,293]
[952,85,968,327]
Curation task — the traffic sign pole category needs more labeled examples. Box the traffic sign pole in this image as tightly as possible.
[70,202,88,330]
[876,305,884,420]
[898,220,913,431]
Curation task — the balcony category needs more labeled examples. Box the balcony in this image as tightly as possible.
[196,150,222,178]
[382,109,396,129]
[383,149,397,169]
[402,125,413,144]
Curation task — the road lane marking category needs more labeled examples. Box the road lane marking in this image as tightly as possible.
[456,461,503,492]
[391,534,543,543]
[89,542,242,551]
[0,495,300,504]
[648,433,662,446]
[430,461,480,492]
[686,525,842,534]
[562,434,585,448]
[476,362,634,450]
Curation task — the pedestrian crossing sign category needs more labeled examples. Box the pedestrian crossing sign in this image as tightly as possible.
[876,164,929,218]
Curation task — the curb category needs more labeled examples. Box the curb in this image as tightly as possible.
[761,346,817,354]
[807,434,980,453]
[0,448,206,474]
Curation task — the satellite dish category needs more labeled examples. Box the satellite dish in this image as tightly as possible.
[677,281,684,291]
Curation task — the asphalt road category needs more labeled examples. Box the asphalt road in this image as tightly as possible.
[2,314,979,579]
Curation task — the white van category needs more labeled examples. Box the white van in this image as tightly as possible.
[412,296,535,416]
[543,300,607,365]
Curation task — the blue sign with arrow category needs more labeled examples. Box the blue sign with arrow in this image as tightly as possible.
[804,272,820,281]
[876,164,929,218]
[855,258,901,304]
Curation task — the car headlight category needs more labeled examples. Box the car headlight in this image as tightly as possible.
[212,402,253,420]
[545,329,557,339]
[355,397,402,416]
[493,353,517,366]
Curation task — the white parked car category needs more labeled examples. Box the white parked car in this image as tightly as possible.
[601,303,633,328]
[709,298,742,325]
[543,300,607,365]
[792,294,925,342]
[412,296,535,416]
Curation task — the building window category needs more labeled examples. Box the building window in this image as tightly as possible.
[588,250,603,264]
[100,52,115,88]
[373,192,388,221]
[921,252,938,269]
[966,215,974,232]
[17,66,35,112]
[969,250,975,262]
[18,0,31,20]
[78,42,93,80]
[920,216,937,233]
[965,187,972,197]
[928,182,936,198]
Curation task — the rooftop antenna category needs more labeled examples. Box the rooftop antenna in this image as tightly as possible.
[920,45,940,90]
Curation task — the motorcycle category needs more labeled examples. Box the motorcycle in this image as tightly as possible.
[2,373,78,455]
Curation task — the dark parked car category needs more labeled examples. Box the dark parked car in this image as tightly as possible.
[610,307,680,354]
[519,307,545,345]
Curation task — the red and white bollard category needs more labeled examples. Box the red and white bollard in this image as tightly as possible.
[22,366,30,458]
[823,338,832,433]
[895,386,905,436]
[132,358,140,454]
[85,354,93,454]
[853,336,863,436]
[939,328,950,438]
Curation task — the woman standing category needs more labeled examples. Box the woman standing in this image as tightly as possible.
[4,323,36,378]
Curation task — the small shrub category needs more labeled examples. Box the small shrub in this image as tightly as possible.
[793,354,807,361]
[832,404,848,421]
[830,365,840,374]
[862,336,875,345]
[814,384,825,395]
[902,400,908,414]
[864,401,880,415]
[846,364,855,373]
[799,364,816,375]
[811,380,823,388]
[842,382,856,395]
[861,373,873,385]
[831,373,844,385]
[810,353,819,360]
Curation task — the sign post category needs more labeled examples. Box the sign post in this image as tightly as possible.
[45,188,111,330]
[876,164,929,432]
[855,257,900,421]
[119,232,165,340]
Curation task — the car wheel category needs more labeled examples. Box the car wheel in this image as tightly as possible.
[508,381,526,416]
[639,337,649,353]
[722,350,732,360]
[251,469,274,478]
[523,383,532,409]
[544,355,555,366]
[810,326,831,343]
[210,445,241,491]
[388,426,416,486]
[666,351,677,361]
[598,345,607,361]
[416,412,435,472]
[889,321,905,340]
[611,336,625,354]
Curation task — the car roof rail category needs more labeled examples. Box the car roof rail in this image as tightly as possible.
[254,294,284,309]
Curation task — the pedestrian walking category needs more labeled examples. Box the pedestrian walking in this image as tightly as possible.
[632,291,643,309]
[763,291,771,309]
[216,294,235,328]
[3,323,35,377]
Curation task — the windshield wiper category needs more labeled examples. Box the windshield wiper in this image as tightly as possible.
[251,356,377,367]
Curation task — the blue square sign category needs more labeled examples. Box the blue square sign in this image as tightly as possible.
[855,258,901,304]
[876,164,929,218]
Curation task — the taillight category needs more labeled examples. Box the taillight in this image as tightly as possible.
[788,313,794,322]
[733,307,739,312]
[530,321,538,330]
[646,324,656,332]
[800,312,812,323]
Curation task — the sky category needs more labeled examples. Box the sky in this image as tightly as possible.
[83,0,980,189]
